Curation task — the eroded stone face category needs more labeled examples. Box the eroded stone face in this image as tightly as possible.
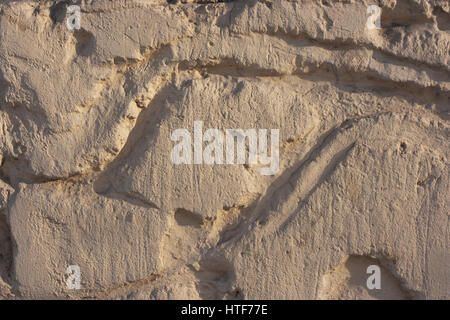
[0,0,448,299]
[97,76,320,217]
[9,181,167,298]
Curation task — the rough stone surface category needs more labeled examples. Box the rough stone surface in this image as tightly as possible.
[0,0,448,299]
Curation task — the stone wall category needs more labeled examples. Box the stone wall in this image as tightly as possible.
[0,0,448,299]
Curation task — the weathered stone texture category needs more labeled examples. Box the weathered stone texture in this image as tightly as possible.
[0,0,448,299]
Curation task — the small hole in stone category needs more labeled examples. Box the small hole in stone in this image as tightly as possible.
[50,1,69,24]
[399,142,407,154]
